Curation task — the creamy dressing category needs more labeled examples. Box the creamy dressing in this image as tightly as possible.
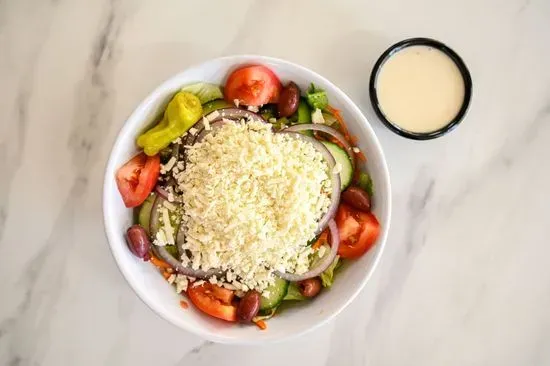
[376,45,465,133]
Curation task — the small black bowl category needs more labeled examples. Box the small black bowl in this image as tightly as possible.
[369,38,472,140]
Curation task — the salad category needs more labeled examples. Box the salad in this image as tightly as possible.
[116,65,380,329]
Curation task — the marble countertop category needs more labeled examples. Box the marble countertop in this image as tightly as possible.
[1,0,550,365]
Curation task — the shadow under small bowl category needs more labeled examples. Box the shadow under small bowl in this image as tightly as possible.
[369,37,472,140]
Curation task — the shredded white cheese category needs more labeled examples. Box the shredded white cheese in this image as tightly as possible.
[206,110,220,121]
[202,116,211,131]
[175,120,331,292]
[312,108,325,124]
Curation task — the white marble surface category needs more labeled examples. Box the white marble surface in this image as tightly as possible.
[1,0,550,365]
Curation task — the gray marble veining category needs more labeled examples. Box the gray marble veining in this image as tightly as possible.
[1,0,550,365]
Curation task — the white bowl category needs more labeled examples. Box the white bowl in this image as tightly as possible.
[103,55,391,344]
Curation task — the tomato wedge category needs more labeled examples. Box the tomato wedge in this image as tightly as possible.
[335,203,380,259]
[115,152,160,208]
[224,65,282,106]
[187,283,237,322]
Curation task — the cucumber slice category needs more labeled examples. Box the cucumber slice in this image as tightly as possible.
[296,99,311,123]
[322,141,353,190]
[259,277,289,311]
[202,99,232,115]
[291,100,313,136]
[138,194,156,234]
[180,83,223,104]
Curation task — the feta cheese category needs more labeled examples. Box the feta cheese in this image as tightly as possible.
[202,116,211,131]
[247,105,259,113]
[188,127,198,136]
[175,275,189,293]
[312,108,325,124]
[206,110,220,121]
[178,120,331,292]
[233,99,240,107]
[352,147,361,153]
[162,207,175,245]
[163,200,178,211]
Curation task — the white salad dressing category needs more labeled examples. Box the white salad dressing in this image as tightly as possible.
[376,45,465,133]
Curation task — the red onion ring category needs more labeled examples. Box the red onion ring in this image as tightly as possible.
[151,245,223,279]
[275,220,340,281]
[155,185,170,200]
[193,108,267,143]
[206,108,267,124]
[285,123,356,170]
[194,120,230,143]
[279,131,341,235]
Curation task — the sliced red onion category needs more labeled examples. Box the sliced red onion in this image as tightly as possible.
[275,220,340,282]
[193,108,267,143]
[285,123,356,170]
[155,185,170,200]
[206,108,267,124]
[194,120,230,143]
[279,131,341,235]
[151,245,223,279]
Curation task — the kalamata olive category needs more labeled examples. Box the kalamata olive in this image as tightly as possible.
[298,278,322,297]
[278,82,300,117]
[236,290,260,322]
[341,186,371,212]
[126,225,152,260]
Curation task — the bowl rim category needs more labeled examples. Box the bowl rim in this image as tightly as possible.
[102,54,392,344]
[369,37,473,140]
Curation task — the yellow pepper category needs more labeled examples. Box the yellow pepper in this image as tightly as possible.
[137,91,203,156]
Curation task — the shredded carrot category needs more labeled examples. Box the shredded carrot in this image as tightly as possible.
[326,105,352,142]
[312,230,328,250]
[254,320,267,330]
[162,271,171,280]
[150,255,172,270]
[180,300,189,309]
[357,151,367,161]
[350,135,359,145]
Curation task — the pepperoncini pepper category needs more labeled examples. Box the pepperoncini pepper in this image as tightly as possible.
[137,91,203,156]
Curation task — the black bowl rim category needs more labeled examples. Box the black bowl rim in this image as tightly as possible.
[369,37,473,140]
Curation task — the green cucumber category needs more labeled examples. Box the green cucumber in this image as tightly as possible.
[259,277,289,311]
[296,99,311,123]
[322,141,353,190]
[290,99,313,136]
[181,83,223,104]
[138,194,156,234]
[201,99,232,116]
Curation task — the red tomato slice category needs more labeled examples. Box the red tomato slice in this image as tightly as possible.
[224,65,282,106]
[335,204,380,259]
[187,283,237,322]
[115,152,160,208]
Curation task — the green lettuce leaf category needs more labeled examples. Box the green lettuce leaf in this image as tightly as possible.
[320,255,340,288]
